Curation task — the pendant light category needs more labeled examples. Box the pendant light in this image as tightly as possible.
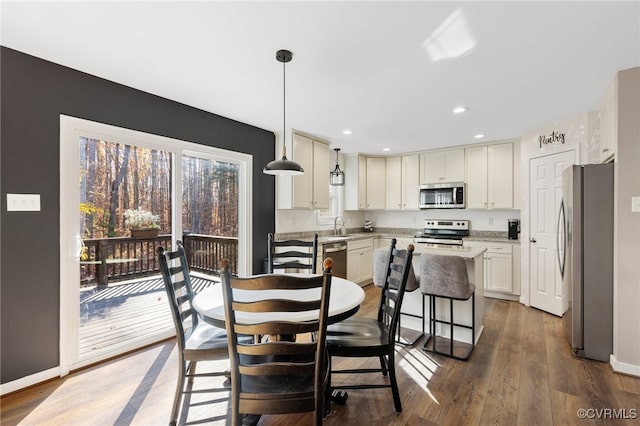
[330,148,345,186]
[263,49,304,176]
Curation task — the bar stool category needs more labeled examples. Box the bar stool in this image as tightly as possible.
[420,253,475,360]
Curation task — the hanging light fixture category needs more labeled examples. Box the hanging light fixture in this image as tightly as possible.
[330,148,345,186]
[263,49,304,176]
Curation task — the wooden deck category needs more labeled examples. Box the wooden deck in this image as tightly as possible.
[79,274,217,359]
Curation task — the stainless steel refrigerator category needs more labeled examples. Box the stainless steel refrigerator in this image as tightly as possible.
[559,163,614,361]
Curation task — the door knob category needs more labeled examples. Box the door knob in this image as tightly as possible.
[530,237,537,243]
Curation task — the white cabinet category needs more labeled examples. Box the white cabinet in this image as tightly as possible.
[420,149,465,184]
[599,75,617,162]
[278,132,330,209]
[401,154,420,210]
[344,154,367,210]
[465,142,513,209]
[347,238,374,284]
[386,156,402,210]
[465,146,488,209]
[386,154,419,210]
[464,240,520,300]
[366,157,386,210]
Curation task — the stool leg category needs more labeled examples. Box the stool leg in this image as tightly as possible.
[449,298,454,357]
[471,292,475,347]
[431,295,436,351]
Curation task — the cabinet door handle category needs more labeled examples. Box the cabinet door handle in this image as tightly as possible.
[530,237,537,243]
[602,148,609,153]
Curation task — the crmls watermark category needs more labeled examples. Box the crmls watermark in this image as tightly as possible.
[577,408,638,419]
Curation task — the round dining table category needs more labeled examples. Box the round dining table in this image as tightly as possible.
[192,275,366,328]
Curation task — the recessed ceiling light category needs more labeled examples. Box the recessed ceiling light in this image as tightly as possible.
[474,134,485,139]
[383,148,391,152]
[452,106,469,114]
[342,129,352,135]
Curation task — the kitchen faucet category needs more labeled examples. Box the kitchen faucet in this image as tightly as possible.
[334,216,346,236]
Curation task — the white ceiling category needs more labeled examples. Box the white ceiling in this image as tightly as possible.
[2,1,639,155]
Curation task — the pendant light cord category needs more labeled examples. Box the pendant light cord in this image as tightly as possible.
[282,59,286,156]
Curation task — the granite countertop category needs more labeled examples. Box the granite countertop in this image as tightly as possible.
[277,229,520,245]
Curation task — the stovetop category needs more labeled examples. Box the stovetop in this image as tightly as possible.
[415,219,469,245]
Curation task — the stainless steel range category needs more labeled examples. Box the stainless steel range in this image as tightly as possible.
[414,219,469,246]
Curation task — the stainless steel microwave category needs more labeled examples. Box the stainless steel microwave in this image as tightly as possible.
[419,182,465,209]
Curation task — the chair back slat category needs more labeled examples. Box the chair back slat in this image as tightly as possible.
[233,299,321,313]
[267,233,318,274]
[237,341,316,356]
[231,274,324,290]
[221,257,333,425]
[234,321,321,337]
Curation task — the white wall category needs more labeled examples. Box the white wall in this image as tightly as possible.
[612,67,640,375]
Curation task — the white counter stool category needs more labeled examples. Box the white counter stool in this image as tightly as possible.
[420,253,476,360]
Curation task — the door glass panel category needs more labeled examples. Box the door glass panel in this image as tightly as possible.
[182,155,239,275]
[78,137,173,362]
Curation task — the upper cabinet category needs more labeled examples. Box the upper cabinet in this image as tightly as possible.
[465,142,514,209]
[366,157,386,210]
[277,131,330,209]
[401,154,420,210]
[344,154,367,210]
[599,75,617,163]
[420,148,465,184]
[385,156,402,210]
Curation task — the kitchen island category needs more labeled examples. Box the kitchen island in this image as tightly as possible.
[380,244,486,346]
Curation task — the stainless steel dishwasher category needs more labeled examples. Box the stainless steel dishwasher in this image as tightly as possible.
[322,241,347,278]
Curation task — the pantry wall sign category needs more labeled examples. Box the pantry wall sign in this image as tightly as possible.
[539,130,566,149]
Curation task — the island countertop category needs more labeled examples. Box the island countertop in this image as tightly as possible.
[410,244,486,259]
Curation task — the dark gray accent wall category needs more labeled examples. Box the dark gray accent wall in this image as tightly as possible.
[0,47,276,384]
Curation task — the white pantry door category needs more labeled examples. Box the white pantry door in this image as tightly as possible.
[529,150,575,316]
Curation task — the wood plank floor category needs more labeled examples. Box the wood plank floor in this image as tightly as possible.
[2,284,639,425]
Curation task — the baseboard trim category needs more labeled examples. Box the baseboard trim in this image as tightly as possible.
[0,367,59,396]
[610,354,640,377]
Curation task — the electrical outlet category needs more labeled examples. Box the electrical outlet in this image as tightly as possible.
[7,193,41,211]
[632,196,640,213]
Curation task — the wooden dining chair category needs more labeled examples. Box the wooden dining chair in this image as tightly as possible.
[325,241,415,413]
[220,257,334,426]
[158,241,232,425]
[267,232,318,273]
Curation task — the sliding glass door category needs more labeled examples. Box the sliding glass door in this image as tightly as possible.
[60,116,252,374]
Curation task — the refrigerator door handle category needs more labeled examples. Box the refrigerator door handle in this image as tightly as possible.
[557,200,566,278]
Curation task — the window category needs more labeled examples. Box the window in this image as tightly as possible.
[317,184,343,225]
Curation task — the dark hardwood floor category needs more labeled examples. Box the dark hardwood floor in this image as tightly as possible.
[2,284,639,425]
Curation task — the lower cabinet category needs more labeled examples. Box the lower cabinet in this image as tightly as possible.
[347,238,374,284]
[464,240,520,300]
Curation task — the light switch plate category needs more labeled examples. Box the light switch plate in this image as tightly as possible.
[7,193,41,211]
[632,196,640,213]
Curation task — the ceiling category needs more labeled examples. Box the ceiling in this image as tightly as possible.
[2,1,639,155]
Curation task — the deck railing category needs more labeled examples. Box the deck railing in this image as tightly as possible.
[81,233,238,285]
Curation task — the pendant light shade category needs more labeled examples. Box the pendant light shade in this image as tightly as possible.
[263,49,304,176]
[330,148,345,186]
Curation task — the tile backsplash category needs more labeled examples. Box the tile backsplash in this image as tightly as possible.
[277,208,520,234]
